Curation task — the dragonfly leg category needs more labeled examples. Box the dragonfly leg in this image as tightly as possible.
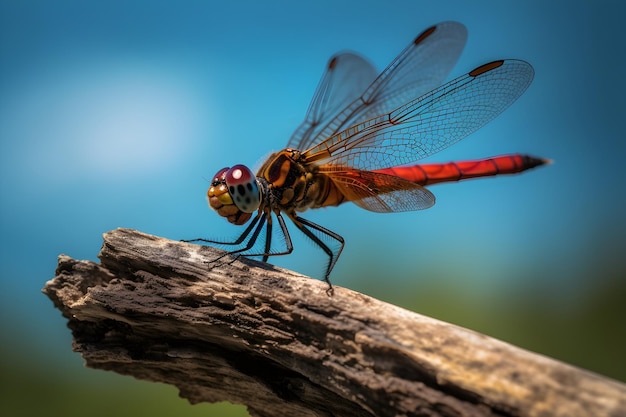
[289,215,345,296]
[275,211,294,257]
[182,212,267,268]
[212,212,268,259]
[261,211,273,263]
[187,209,294,266]
[237,210,293,260]
[182,212,262,246]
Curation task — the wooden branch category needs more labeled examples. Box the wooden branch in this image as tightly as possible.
[43,228,626,417]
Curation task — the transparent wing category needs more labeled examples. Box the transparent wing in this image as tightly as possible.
[287,21,468,151]
[287,53,378,150]
[304,60,534,171]
[328,169,435,212]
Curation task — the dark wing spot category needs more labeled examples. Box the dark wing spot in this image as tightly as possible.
[469,60,504,77]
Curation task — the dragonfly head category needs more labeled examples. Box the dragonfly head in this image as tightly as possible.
[207,165,261,225]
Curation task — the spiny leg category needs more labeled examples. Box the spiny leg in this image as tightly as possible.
[290,214,345,296]
[182,211,262,246]
[239,210,293,260]
[262,211,273,263]
[183,212,267,266]
[214,211,268,259]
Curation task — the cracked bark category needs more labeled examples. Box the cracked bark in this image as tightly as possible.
[42,228,626,417]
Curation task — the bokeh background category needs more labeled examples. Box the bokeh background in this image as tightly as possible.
[1,1,624,416]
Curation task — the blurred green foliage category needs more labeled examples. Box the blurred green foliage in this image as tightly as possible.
[1,346,249,417]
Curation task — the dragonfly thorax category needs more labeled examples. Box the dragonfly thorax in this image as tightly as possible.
[257,149,347,212]
[207,165,261,225]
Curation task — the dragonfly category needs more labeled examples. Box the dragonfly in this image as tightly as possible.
[185,21,549,295]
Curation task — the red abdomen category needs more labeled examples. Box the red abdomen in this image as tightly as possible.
[375,154,549,186]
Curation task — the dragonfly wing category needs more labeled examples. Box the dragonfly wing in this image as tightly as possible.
[288,21,467,151]
[306,60,535,171]
[355,21,467,123]
[286,53,378,149]
[328,169,435,212]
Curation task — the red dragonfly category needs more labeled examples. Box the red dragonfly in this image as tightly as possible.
[186,22,549,294]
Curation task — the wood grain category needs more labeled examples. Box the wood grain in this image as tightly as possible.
[42,228,626,417]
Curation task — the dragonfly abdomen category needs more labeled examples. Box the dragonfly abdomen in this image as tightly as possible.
[375,154,549,186]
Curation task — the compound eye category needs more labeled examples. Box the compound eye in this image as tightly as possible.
[212,167,229,185]
[224,164,261,213]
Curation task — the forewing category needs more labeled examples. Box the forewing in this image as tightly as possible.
[288,21,467,151]
[287,53,378,149]
[355,21,467,124]
[328,169,435,212]
[305,60,534,171]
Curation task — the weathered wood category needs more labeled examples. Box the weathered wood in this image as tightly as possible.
[43,228,626,417]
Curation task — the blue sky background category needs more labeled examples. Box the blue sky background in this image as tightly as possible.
[1,1,625,416]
